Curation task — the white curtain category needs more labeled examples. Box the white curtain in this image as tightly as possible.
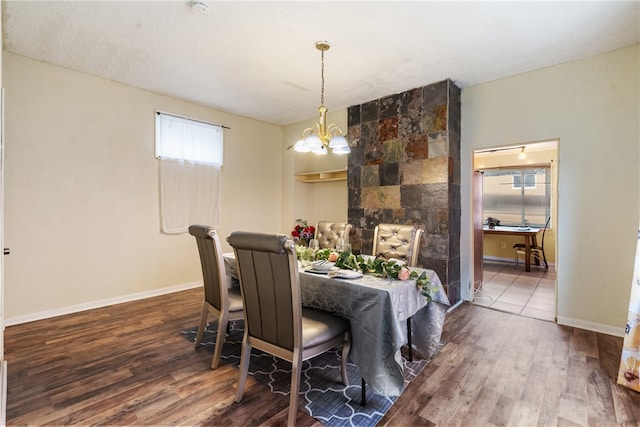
[159,158,221,233]
[156,113,223,233]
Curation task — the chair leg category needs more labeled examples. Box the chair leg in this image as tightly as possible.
[288,352,302,427]
[361,378,367,406]
[235,339,251,403]
[340,332,351,386]
[407,317,413,362]
[211,314,227,370]
[194,303,208,349]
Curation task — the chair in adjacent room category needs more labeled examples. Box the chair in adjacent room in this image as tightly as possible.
[514,217,550,271]
[372,223,424,362]
[314,220,352,249]
[189,225,244,370]
[227,231,351,427]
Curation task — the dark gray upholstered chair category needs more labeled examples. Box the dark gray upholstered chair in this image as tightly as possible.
[227,231,351,427]
[189,225,244,370]
[314,221,352,249]
[372,223,423,267]
[372,223,423,363]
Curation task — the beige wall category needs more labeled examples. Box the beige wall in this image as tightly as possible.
[461,44,640,335]
[4,44,639,337]
[281,111,348,236]
[3,53,283,322]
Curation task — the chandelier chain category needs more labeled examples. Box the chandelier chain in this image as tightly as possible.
[320,49,325,106]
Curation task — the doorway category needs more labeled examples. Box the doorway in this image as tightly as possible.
[471,140,558,322]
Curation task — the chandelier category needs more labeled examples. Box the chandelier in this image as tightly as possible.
[293,41,350,155]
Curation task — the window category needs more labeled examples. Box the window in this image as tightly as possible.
[155,112,224,233]
[155,112,223,166]
[482,167,551,227]
[512,172,536,189]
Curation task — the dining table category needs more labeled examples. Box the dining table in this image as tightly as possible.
[483,225,541,272]
[223,252,450,397]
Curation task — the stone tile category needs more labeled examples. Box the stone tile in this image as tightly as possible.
[379,116,399,141]
[423,80,448,109]
[400,185,422,207]
[400,87,422,114]
[361,165,380,187]
[380,162,399,186]
[348,104,362,127]
[421,157,450,184]
[399,112,422,141]
[361,185,401,209]
[361,99,378,123]
[402,160,425,185]
[384,139,406,163]
[405,134,429,161]
[379,93,401,120]
[428,132,449,158]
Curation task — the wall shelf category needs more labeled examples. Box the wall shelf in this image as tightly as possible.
[295,168,347,183]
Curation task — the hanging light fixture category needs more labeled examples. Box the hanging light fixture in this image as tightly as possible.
[293,41,350,155]
[518,146,527,159]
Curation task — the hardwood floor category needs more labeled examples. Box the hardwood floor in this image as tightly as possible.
[5,288,639,426]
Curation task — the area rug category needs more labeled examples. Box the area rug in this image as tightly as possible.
[181,320,430,427]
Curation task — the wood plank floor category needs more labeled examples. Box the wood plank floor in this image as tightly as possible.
[5,288,639,426]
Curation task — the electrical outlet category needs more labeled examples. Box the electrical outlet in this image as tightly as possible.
[501,242,506,249]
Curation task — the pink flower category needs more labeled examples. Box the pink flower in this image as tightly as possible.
[398,267,410,281]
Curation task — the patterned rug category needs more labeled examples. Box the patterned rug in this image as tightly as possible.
[181,320,430,427]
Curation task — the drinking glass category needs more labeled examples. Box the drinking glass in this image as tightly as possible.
[309,239,320,261]
[335,237,345,252]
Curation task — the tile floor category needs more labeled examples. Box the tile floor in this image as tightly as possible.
[473,259,556,322]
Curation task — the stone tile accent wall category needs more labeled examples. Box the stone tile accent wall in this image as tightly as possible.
[346,79,462,304]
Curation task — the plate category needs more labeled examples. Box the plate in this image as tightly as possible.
[305,267,331,274]
[330,270,363,279]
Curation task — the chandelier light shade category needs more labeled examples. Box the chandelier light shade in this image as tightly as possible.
[294,41,350,155]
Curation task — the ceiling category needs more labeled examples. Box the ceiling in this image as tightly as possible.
[3,1,639,126]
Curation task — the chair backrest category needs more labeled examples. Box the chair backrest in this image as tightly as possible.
[315,221,353,249]
[189,225,228,312]
[227,231,301,352]
[540,216,551,248]
[372,223,424,267]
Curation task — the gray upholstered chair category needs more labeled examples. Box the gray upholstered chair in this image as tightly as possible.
[189,225,244,370]
[314,221,352,249]
[227,231,351,427]
[372,223,423,267]
[372,223,423,363]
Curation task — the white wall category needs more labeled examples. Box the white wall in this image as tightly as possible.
[3,53,284,322]
[461,44,640,335]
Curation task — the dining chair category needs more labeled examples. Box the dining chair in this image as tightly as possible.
[227,231,351,427]
[372,223,423,362]
[514,217,550,271]
[314,221,352,249]
[372,223,423,267]
[189,225,244,370]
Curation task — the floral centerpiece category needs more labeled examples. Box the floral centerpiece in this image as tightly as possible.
[306,249,435,302]
[291,219,316,247]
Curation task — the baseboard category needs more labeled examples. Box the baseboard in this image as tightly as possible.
[5,281,202,326]
[556,315,625,337]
